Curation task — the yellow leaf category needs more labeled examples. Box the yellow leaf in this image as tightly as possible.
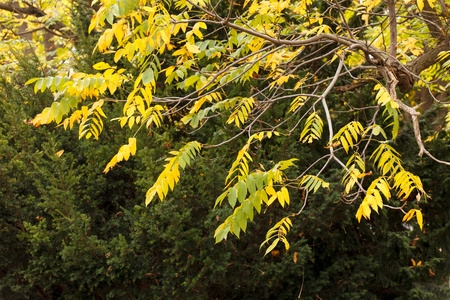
[402,209,416,222]
[159,30,170,45]
[93,62,111,70]
[186,43,201,54]
[340,136,349,152]
[119,117,127,128]
[417,0,424,10]
[103,68,115,80]
[117,151,123,162]
[325,141,341,149]
[281,187,290,205]
[114,48,124,63]
[81,106,89,121]
[283,238,290,250]
[390,100,399,109]
[135,96,146,115]
[156,185,164,200]
[416,210,423,230]
[25,77,39,85]
[103,155,118,174]
[105,29,114,48]
[128,116,135,129]
[267,194,278,206]
[165,66,175,77]
[277,190,285,207]
[357,171,373,178]
[88,21,97,34]
[56,150,64,157]
[108,80,118,94]
[145,190,157,205]
[113,23,124,43]
[122,145,131,160]
[265,185,276,195]
[362,202,371,219]
[192,23,204,39]
[129,138,137,155]
[356,206,363,222]
[376,86,391,106]
[249,1,259,15]
[377,180,390,199]
[71,73,86,80]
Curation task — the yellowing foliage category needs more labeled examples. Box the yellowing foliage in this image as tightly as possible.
[19,0,450,252]
[104,138,138,173]
[145,142,201,205]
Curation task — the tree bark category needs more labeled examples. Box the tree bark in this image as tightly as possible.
[406,37,450,79]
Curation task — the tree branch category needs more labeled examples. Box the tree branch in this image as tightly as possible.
[0,1,73,38]
[387,0,398,64]
[420,0,446,41]
[0,2,46,17]
[382,67,450,165]
[406,37,450,78]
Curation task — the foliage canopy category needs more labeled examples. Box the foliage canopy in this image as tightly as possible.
[23,0,450,249]
[3,0,450,253]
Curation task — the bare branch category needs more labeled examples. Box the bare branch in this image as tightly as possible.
[382,67,450,165]
[387,0,398,64]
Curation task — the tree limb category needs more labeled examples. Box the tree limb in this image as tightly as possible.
[406,37,450,79]
[420,0,446,41]
[382,67,450,165]
[387,0,398,64]
[0,1,73,38]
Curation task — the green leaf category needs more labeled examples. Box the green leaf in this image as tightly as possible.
[54,76,62,88]
[45,77,53,88]
[60,98,69,115]
[178,156,186,169]
[230,216,240,238]
[264,238,279,256]
[228,186,237,208]
[191,114,199,128]
[250,193,261,213]
[254,172,264,191]
[214,222,231,243]
[142,67,154,85]
[237,180,247,203]
[106,10,114,25]
[176,69,184,79]
[258,189,268,204]
[184,75,199,88]
[215,190,227,207]
[237,207,247,232]
[243,200,253,221]
[36,78,44,92]
[246,175,256,195]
